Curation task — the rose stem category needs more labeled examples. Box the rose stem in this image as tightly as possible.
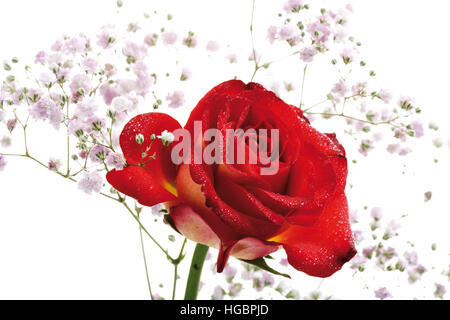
[183,244,209,300]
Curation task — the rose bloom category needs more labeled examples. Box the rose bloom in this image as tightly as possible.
[107,80,356,277]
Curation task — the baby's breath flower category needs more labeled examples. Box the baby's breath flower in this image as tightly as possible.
[0,155,7,171]
[158,130,174,147]
[78,171,103,194]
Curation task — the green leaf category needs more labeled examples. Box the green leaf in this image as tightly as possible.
[240,257,291,279]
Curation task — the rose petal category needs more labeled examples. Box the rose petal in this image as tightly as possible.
[170,204,280,273]
[215,171,285,225]
[106,166,177,206]
[119,112,182,190]
[170,204,221,249]
[229,237,280,261]
[270,191,356,278]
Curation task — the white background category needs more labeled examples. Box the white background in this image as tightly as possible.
[0,0,449,299]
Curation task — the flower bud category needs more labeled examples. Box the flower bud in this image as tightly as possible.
[135,133,145,145]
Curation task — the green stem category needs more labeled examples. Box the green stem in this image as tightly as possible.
[137,212,153,300]
[184,244,209,300]
[171,238,187,300]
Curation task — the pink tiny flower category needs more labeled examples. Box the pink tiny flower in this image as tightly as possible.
[228,283,242,297]
[0,155,6,171]
[48,158,61,172]
[51,40,63,52]
[283,0,304,13]
[226,53,237,64]
[307,21,331,44]
[78,171,103,194]
[97,25,116,49]
[284,82,294,92]
[144,33,158,46]
[353,230,364,243]
[404,251,418,266]
[68,119,87,136]
[206,40,220,52]
[182,34,197,48]
[56,68,70,81]
[398,148,411,156]
[333,26,348,43]
[350,255,366,270]
[82,58,99,74]
[39,72,54,87]
[223,265,237,280]
[359,139,373,156]
[279,258,289,267]
[35,51,47,64]
[89,145,110,163]
[331,79,348,97]
[151,204,165,216]
[1,136,11,148]
[371,207,383,221]
[395,127,408,141]
[386,143,400,154]
[104,63,117,78]
[341,47,357,64]
[180,68,192,81]
[362,246,375,259]
[279,25,296,41]
[63,37,88,55]
[300,46,318,63]
[424,191,432,202]
[106,153,124,170]
[123,41,148,61]
[411,121,424,138]
[79,150,87,159]
[29,97,63,130]
[378,89,392,104]
[349,209,358,223]
[7,119,17,132]
[212,286,225,300]
[351,82,368,97]
[375,287,391,300]
[161,31,178,45]
[267,26,278,44]
[434,283,447,299]
[70,74,92,97]
[166,91,184,108]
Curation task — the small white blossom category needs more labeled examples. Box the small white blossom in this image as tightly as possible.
[158,130,174,147]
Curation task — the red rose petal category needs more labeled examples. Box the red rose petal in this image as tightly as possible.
[106,166,177,206]
[229,237,280,261]
[247,186,311,215]
[215,171,286,225]
[170,204,221,249]
[189,163,282,239]
[119,112,182,189]
[271,191,356,278]
[170,204,280,273]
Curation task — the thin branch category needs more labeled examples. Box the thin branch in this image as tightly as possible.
[299,65,308,108]
[137,211,154,300]
[172,238,187,300]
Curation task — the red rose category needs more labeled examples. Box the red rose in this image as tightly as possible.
[107,80,356,278]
